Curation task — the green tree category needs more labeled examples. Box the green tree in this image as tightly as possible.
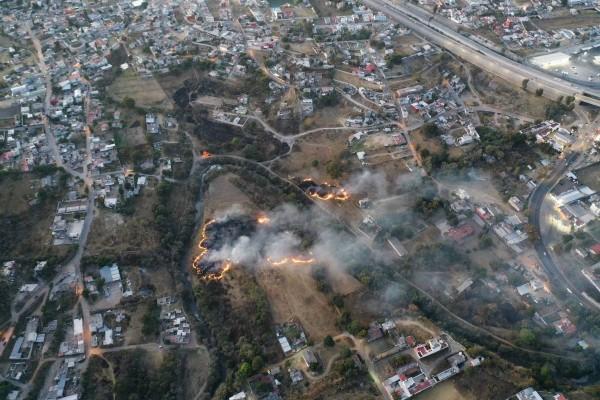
[122,97,136,108]
[324,335,335,347]
[237,362,252,380]
[518,328,537,347]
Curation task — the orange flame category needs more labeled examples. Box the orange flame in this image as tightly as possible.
[193,220,233,281]
[302,177,350,201]
[257,215,270,225]
[202,261,232,281]
[267,256,315,266]
[309,188,350,201]
[193,219,215,269]
[201,151,212,159]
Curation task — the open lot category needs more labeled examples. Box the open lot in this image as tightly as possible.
[109,69,173,110]
[0,173,74,263]
[576,161,600,192]
[274,130,352,179]
[471,69,554,119]
[86,187,160,258]
[256,265,339,341]
[202,173,257,219]
[302,99,359,130]
[536,11,600,31]
[183,347,210,399]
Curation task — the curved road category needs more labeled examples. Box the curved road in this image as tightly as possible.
[527,152,600,310]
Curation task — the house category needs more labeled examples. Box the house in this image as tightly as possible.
[508,196,523,212]
[446,224,474,242]
[289,368,303,384]
[99,264,121,283]
[553,317,576,335]
[414,337,448,359]
[515,387,543,400]
[589,243,600,256]
[551,186,595,206]
[302,349,319,368]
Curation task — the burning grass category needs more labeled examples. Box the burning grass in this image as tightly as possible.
[298,178,350,201]
[192,212,318,281]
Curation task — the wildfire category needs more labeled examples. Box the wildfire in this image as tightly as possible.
[193,219,232,281]
[267,256,315,266]
[257,214,271,225]
[201,150,212,159]
[192,219,215,269]
[309,188,350,201]
[301,177,350,201]
[202,261,232,281]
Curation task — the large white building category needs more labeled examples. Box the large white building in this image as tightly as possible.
[531,52,571,69]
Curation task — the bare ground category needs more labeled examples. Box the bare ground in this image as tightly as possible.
[256,266,340,341]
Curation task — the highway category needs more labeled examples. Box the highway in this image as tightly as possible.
[363,0,600,106]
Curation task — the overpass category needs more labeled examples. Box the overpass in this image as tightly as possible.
[363,0,600,108]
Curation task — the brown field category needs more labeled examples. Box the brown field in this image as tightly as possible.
[183,347,210,399]
[124,126,147,147]
[326,266,363,296]
[410,129,443,157]
[109,70,173,110]
[274,130,352,179]
[417,381,474,400]
[471,70,553,119]
[155,68,200,99]
[0,175,36,215]
[86,185,160,258]
[0,174,75,261]
[575,161,600,192]
[256,266,340,341]
[333,69,383,91]
[202,173,257,219]
[288,42,319,55]
[123,304,145,345]
[536,11,600,31]
[302,100,358,130]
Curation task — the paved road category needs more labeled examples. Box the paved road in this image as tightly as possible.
[363,0,600,106]
[527,153,600,311]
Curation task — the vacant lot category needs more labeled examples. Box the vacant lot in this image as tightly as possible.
[183,347,210,399]
[302,99,358,130]
[417,381,474,400]
[0,173,74,263]
[109,70,173,110]
[85,184,160,258]
[334,69,382,90]
[274,130,352,179]
[471,70,553,119]
[257,265,339,341]
[576,162,600,192]
[536,11,600,31]
[203,173,256,218]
